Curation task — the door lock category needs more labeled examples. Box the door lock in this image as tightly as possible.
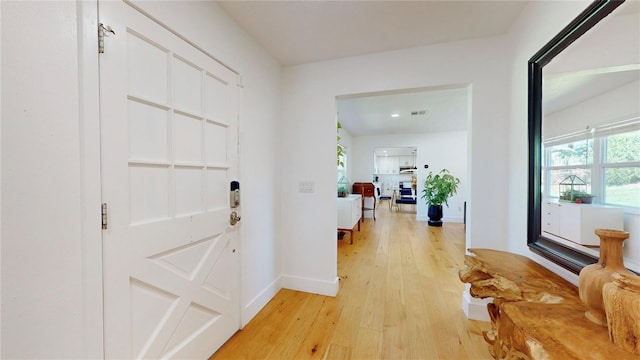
[230,211,241,225]
[230,181,240,208]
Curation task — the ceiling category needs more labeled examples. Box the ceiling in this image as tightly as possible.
[544,66,640,115]
[218,1,529,137]
[217,1,528,67]
[543,1,640,115]
[337,85,469,136]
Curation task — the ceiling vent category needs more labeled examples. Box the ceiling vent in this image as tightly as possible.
[410,110,427,116]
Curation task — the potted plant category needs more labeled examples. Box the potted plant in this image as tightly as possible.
[421,169,460,227]
[560,189,573,201]
[579,194,594,204]
[572,191,594,204]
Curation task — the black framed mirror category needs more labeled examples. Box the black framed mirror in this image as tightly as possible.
[528,0,633,273]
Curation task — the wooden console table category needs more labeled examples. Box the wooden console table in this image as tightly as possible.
[459,249,638,359]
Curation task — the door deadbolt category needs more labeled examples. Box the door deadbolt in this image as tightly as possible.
[230,181,240,208]
[230,211,241,225]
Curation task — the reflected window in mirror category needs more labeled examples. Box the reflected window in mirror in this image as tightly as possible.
[528,0,640,274]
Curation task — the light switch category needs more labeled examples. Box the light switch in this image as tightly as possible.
[298,181,314,193]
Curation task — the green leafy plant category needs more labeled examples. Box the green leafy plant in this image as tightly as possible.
[337,122,344,167]
[561,189,592,202]
[421,169,460,206]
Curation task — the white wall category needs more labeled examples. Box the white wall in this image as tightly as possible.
[0,1,3,354]
[280,35,512,296]
[351,131,467,222]
[545,80,640,138]
[0,5,78,356]
[2,2,85,358]
[1,0,282,357]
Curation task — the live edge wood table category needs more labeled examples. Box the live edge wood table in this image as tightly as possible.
[459,248,638,360]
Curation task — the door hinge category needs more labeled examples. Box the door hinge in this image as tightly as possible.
[98,23,115,54]
[101,203,108,230]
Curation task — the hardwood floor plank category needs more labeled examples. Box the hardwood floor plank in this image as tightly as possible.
[291,314,338,359]
[352,327,383,359]
[264,294,328,359]
[210,289,309,359]
[327,297,362,348]
[358,221,388,332]
[322,343,352,360]
[210,205,492,360]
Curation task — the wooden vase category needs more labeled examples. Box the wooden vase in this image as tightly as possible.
[603,273,640,354]
[578,229,632,327]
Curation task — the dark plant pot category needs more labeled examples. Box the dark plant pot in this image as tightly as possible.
[427,204,443,227]
[580,196,593,204]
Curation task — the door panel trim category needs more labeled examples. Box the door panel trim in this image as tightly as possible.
[123,0,239,75]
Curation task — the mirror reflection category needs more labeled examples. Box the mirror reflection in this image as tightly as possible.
[540,1,639,271]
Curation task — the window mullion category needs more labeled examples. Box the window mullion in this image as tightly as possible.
[603,161,640,168]
[591,136,603,201]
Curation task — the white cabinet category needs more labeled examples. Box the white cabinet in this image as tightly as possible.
[541,202,560,235]
[337,194,361,230]
[376,156,398,174]
[398,155,414,167]
[542,201,624,246]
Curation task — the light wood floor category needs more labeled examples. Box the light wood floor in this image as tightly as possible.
[210,204,492,359]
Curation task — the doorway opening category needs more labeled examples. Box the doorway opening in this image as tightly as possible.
[335,84,469,222]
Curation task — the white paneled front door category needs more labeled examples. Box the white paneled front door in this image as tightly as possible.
[99,2,240,358]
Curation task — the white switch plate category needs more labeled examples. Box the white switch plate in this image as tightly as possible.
[298,181,314,193]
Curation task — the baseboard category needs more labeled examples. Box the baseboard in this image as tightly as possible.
[280,274,339,297]
[242,276,282,327]
[461,287,491,322]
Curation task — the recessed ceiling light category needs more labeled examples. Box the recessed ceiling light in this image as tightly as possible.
[391,113,400,118]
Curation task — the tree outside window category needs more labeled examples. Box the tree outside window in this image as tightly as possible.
[603,130,640,207]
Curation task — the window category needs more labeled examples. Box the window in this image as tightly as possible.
[337,144,347,180]
[545,139,593,197]
[602,130,640,207]
[543,121,639,209]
